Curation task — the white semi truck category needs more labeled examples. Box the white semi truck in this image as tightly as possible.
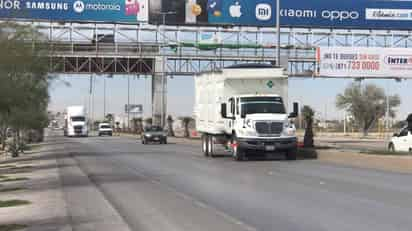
[64,106,88,137]
[194,64,299,161]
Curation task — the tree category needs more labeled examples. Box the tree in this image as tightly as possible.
[301,106,315,148]
[131,118,143,134]
[0,22,53,156]
[180,117,193,138]
[167,115,175,137]
[144,118,153,127]
[407,114,412,131]
[105,114,114,123]
[336,83,401,136]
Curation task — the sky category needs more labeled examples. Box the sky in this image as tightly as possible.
[49,75,412,122]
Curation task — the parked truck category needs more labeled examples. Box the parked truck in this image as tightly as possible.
[64,106,88,137]
[194,64,299,161]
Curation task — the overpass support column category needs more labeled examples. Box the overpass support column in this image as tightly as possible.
[152,57,167,127]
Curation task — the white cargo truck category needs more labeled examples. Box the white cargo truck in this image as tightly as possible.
[194,64,299,161]
[64,106,88,137]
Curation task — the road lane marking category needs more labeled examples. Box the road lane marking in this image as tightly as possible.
[116,160,258,231]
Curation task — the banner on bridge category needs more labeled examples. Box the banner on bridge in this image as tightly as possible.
[0,0,149,23]
[316,46,412,79]
[149,0,412,29]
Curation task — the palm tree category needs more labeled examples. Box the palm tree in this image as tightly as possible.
[180,117,193,138]
[131,118,143,134]
[167,115,175,137]
[144,118,153,128]
[407,114,412,131]
[301,106,315,148]
[105,114,114,123]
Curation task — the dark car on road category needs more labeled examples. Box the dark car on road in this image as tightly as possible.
[141,126,167,144]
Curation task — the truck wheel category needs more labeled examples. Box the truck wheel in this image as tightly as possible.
[286,148,297,160]
[202,135,209,157]
[208,136,217,158]
[232,136,244,161]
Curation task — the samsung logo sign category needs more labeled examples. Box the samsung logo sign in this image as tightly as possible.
[26,1,68,10]
[0,0,69,11]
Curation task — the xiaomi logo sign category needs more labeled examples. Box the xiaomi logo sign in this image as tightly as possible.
[256,3,271,21]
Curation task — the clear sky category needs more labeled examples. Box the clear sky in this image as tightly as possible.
[49,74,412,122]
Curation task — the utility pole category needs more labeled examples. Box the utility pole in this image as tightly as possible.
[127,76,130,130]
[103,76,106,119]
[343,111,347,135]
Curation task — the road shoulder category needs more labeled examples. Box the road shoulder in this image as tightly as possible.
[0,140,72,231]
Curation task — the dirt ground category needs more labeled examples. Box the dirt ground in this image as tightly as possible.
[317,150,412,174]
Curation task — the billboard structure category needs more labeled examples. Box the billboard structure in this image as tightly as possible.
[149,0,412,29]
[0,0,149,23]
[317,47,412,79]
[125,104,143,114]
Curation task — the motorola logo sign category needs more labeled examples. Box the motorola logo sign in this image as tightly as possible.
[73,0,121,14]
[73,0,84,13]
[256,3,272,21]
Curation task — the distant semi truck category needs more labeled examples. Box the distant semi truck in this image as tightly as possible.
[194,64,299,161]
[64,106,88,137]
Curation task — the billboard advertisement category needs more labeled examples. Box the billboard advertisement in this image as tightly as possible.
[149,0,412,29]
[0,0,148,23]
[2,0,412,28]
[125,104,143,114]
[317,46,412,78]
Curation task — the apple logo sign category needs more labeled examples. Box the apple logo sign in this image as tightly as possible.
[229,2,242,18]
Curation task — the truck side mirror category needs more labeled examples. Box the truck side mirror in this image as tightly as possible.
[289,102,299,118]
[221,103,227,119]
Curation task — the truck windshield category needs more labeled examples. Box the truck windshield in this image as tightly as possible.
[241,97,286,118]
[71,116,85,122]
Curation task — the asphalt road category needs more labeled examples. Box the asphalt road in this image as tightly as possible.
[53,133,412,231]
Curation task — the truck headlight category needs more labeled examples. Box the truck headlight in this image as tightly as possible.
[283,125,296,136]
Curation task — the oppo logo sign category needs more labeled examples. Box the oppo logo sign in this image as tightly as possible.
[321,10,359,21]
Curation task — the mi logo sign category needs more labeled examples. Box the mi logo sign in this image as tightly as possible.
[256,3,271,21]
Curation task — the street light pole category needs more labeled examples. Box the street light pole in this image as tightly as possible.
[127,76,130,130]
[157,11,175,127]
[103,76,106,119]
[276,0,281,67]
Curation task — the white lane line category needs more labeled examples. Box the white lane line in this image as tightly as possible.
[120,162,258,231]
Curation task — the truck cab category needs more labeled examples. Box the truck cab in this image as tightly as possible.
[221,95,298,160]
[64,106,88,137]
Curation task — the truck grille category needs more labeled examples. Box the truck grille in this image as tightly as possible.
[74,126,83,133]
[255,122,283,135]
